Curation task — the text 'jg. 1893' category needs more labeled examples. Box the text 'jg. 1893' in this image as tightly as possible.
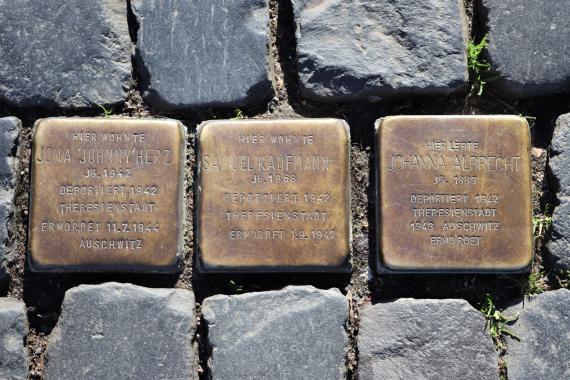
[376,115,532,273]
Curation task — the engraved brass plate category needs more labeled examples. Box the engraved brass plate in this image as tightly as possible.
[29,118,185,272]
[197,119,351,271]
[376,115,532,272]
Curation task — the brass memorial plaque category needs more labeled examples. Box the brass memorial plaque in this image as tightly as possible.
[29,118,185,272]
[197,119,351,272]
[376,115,532,272]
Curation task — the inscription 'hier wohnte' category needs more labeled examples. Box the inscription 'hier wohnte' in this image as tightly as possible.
[28,118,185,272]
[197,119,350,271]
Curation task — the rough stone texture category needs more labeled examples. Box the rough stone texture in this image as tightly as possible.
[0,298,28,380]
[0,0,131,109]
[0,117,20,191]
[291,0,469,102]
[547,200,570,270]
[358,299,498,380]
[44,282,197,380]
[202,286,348,380]
[479,0,570,98]
[547,114,570,269]
[132,0,273,111]
[548,114,570,198]
[0,117,20,283]
[0,200,12,282]
[505,289,570,380]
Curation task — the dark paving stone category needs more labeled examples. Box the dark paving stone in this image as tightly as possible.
[358,298,498,379]
[292,0,469,102]
[547,200,570,270]
[479,0,570,98]
[0,117,19,284]
[547,113,570,269]
[202,286,348,380]
[505,289,570,380]
[0,0,131,109]
[44,282,197,380]
[0,117,20,191]
[132,0,273,111]
[0,298,28,380]
[548,113,570,198]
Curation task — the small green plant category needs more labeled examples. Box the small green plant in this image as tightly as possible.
[228,280,245,294]
[480,294,519,349]
[232,108,244,119]
[467,34,491,96]
[524,270,546,295]
[98,104,113,118]
[532,214,553,240]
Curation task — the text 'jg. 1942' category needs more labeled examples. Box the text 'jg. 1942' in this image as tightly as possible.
[376,115,532,273]
[28,118,186,272]
[196,119,351,272]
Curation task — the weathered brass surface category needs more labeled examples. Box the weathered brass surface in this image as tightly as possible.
[29,118,185,272]
[197,119,351,271]
[376,115,532,272]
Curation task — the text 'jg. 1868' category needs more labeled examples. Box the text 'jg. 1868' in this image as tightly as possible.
[196,119,351,272]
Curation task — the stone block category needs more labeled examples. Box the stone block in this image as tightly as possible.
[0,117,19,282]
[546,114,570,269]
[358,299,498,379]
[0,0,131,109]
[292,0,469,102]
[505,289,570,379]
[548,114,570,198]
[479,0,570,98]
[202,286,348,380]
[132,0,273,111]
[44,283,197,380]
[0,117,20,190]
[547,200,570,270]
[0,298,28,380]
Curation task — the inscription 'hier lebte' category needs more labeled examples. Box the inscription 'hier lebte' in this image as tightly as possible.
[376,116,532,272]
[197,119,351,272]
[28,118,185,272]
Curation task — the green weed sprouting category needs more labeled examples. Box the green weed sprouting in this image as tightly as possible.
[98,104,113,118]
[467,34,491,96]
[532,214,553,240]
[524,271,546,295]
[232,108,244,119]
[228,280,245,294]
[480,294,519,350]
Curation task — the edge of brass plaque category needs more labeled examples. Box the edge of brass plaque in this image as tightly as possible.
[28,117,187,273]
[195,118,352,273]
[374,115,533,274]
